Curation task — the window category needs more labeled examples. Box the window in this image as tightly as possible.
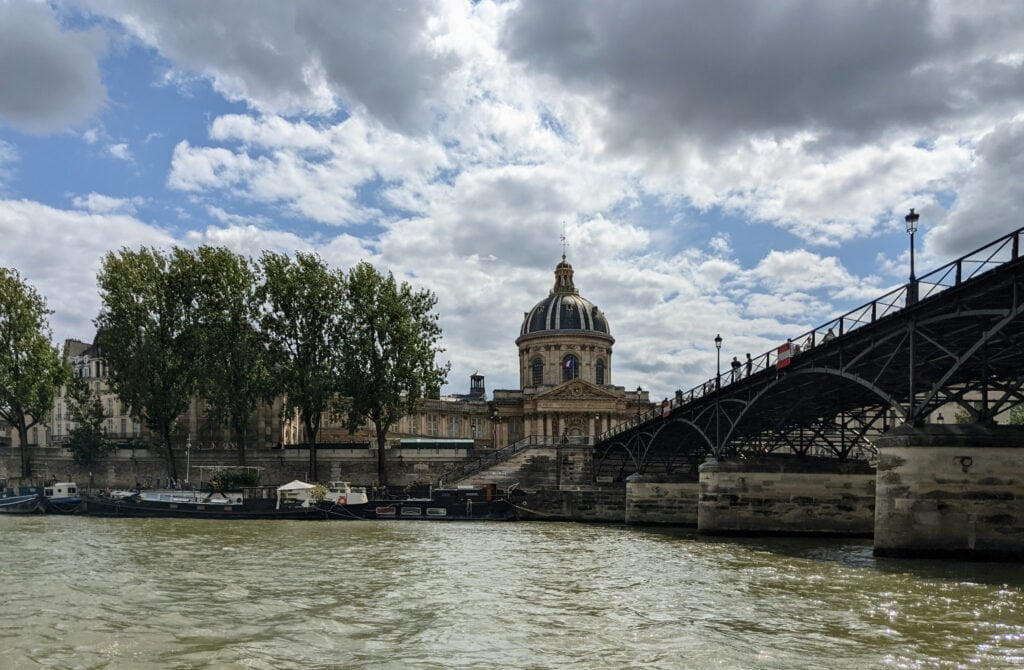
[121,418,127,435]
[531,357,544,386]
[596,359,606,385]
[447,416,460,437]
[562,354,580,382]
[427,415,439,436]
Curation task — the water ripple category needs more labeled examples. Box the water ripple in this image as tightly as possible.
[3,517,1024,668]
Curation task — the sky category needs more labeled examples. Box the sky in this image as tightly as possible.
[2,0,1024,400]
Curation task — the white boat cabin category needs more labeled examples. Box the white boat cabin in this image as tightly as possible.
[275,480,369,509]
[43,482,78,499]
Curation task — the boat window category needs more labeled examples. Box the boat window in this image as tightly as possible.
[67,487,76,495]
[44,488,53,496]
[426,508,447,516]
[402,507,422,516]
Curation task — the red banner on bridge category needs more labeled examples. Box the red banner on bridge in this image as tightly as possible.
[776,342,793,369]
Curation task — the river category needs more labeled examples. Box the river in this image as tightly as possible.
[2,517,1023,669]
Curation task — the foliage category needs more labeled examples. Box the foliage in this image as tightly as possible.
[339,262,450,486]
[1007,406,1024,425]
[954,409,973,425]
[192,247,272,465]
[208,468,262,490]
[0,268,66,478]
[310,483,327,502]
[65,375,113,466]
[95,248,200,482]
[257,252,347,482]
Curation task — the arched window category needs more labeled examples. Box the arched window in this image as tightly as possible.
[596,359,606,385]
[562,354,580,382]
[531,357,544,386]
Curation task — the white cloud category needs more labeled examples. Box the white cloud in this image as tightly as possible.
[0,3,106,133]
[71,192,144,214]
[81,0,457,132]
[82,128,100,144]
[204,205,268,226]
[107,142,132,161]
[0,199,174,342]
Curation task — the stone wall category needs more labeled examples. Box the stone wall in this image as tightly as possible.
[625,481,699,525]
[874,425,1024,560]
[520,485,626,522]
[698,457,876,536]
[0,446,474,490]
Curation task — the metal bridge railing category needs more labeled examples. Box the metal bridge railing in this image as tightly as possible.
[598,226,1024,443]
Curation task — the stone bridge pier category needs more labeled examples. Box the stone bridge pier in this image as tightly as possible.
[874,425,1024,560]
[697,456,876,536]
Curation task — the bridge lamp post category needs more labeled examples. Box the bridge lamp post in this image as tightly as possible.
[906,208,920,304]
[714,334,722,390]
[714,334,722,451]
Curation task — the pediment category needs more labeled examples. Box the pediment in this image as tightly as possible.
[536,379,620,401]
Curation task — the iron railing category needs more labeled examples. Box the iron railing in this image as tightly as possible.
[598,226,1024,443]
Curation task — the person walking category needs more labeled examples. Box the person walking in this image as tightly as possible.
[730,356,742,382]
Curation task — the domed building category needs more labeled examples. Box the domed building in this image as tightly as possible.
[489,256,649,446]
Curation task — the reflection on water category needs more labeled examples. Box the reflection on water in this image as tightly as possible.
[2,517,1024,669]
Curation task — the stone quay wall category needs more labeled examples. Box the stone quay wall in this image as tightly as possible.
[625,481,699,526]
[521,485,627,523]
[698,457,876,536]
[874,425,1024,560]
[0,446,474,490]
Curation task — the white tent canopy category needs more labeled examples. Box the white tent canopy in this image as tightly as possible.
[276,480,315,492]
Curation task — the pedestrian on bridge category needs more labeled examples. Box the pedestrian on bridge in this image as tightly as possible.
[730,356,742,382]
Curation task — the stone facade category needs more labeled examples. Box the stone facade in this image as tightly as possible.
[626,481,700,525]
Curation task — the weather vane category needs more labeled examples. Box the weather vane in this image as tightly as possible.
[560,221,567,260]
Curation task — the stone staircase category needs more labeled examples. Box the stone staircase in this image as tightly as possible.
[441,435,594,490]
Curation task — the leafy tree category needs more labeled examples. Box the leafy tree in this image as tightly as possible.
[65,375,112,466]
[258,252,346,482]
[0,268,66,478]
[193,247,271,465]
[340,262,449,487]
[95,248,200,482]
[1007,406,1024,425]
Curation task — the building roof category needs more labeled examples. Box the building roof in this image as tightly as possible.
[518,257,612,339]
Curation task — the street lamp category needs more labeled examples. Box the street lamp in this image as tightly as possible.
[714,333,722,389]
[185,433,191,487]
[905,208,920,304]
[936,412,945,424]
[714,333,723,451]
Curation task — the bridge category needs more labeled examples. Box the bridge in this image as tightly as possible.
[593,225,1024,483]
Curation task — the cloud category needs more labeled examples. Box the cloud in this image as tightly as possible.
[929,120,1024,258]
[204,205,268,226]
[0,140,16,190]
[71,192,144,214]
[107,142,132,161]
[0,199,174,341]
[80,0,458,132]
[0,2,106,133]
[502,1,1024,153]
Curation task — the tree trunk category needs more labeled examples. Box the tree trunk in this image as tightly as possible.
[304,416,318,482]
[234,418,247,466]
[16,415,30,480]
[376,425,388,488]
[162,424,179,483]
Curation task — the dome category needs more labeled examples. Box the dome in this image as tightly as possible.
[518,257,611,339]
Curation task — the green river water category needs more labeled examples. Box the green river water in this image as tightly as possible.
[1,517,1023,669]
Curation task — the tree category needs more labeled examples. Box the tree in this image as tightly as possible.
[95,248,200,482]
[258,252,346,482]
[0,268,65,479]
[340,262,449,487]
[193,247,271,465]
[65,375,112,467]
